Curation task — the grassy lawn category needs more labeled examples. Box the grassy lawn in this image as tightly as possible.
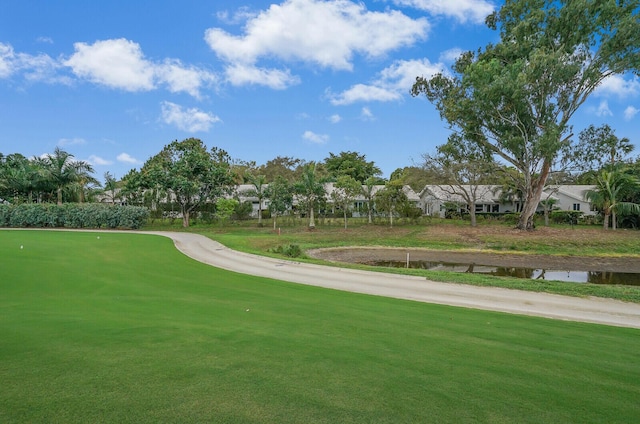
[1,229,640,423]
[145,218,640,303]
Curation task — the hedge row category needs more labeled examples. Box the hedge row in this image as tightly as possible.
[0,203,149,229]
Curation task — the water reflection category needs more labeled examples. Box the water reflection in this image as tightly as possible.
[366,260,640,286]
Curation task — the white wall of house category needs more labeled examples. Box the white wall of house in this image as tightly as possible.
[419,184,597,218]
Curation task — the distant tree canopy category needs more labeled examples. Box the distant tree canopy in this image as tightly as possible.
[323,151,382,183]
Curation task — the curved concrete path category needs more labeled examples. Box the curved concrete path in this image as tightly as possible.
[141,231,640,329]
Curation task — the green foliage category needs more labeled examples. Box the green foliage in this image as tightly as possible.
[269,244,303,258]
[323,151,381,183]
[0,203,148,229]
[550,210,583,225]
[138,138,235,227]
[233,200,254,221]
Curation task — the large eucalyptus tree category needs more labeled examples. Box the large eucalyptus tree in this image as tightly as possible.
[413,0,640,230]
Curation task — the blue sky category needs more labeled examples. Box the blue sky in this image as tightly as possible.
[1,0,638,181]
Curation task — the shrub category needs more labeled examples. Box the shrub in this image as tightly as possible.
[269,244,303,258]
[550,210,583,225]
[0,203,149,229]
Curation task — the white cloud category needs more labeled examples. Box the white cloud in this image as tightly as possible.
[160,101,221,133]
[595,100,613,117]
[329,84,401,105]
[0,43,13,78]
[64,38,216,97]
[360,107,375,121]
[0,42,67,83]
[303,130,329,144]
[36,36,54,44]
[624,106,639,121]
[57,137,86,147]
[224,63,299,89]
[88,155,113,166]
[439,48,463,63]
[65,39,156,91]
[216,7,258,25]
[329,58,444,105]
[205,0,428,88]
[117,153,140,164]
[595,74,640,99]
[329,114,342,124]
[156,59,218,98]
[389,0,495,24]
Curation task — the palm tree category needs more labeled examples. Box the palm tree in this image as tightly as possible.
[294,163,325,229]
[245,173,268,225]
[41,147,95,205]
[101,171,120,205]
[586,170,640,230]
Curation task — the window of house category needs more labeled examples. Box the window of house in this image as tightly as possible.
[491,204,499,213]
[573,203,581,211]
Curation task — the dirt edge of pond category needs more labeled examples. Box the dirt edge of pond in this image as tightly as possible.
[307,247,640,273]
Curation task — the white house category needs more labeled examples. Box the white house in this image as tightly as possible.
[233,182,421,218]
[419,184,596,218]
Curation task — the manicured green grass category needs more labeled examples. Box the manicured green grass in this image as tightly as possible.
[1,230,640,423]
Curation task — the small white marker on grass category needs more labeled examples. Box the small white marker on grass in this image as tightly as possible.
[20,245,23,250]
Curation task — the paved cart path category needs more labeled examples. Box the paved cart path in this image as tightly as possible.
[141,231,640,329]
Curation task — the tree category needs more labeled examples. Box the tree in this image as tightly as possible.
[375,179,408,227]
[265,175,293,230]
[586,170,640,230]
[215,198,238,224]
[412,0,640,230]
[141,138,235,227]
[294,162,326,229]
[389,166,431,191]
[331,175,362,229]
[257,156,303,182]
[101,171,120,205]
[244,173,268,225]
[324,151,381,183]
[423,134,497,227]
[0,153,40,203]
[41,147,95,205]
[362,176,378,224]
[573,124,635,173]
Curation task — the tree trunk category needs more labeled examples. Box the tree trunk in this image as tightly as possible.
[182,209,190,228]
[57,187,63,205]
[468,203,477,227]
[516,162,551,231]
[612,211,617,230]
[343,210,348,229]
[544,206,550,226]
[309,206,315,229]
[603,211,610,230]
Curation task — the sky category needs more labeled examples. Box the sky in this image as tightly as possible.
[1,0,638,182]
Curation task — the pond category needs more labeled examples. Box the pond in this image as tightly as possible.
[366,260,640,286]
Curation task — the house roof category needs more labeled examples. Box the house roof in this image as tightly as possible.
[544,185,596,202]
[420,185,501,204]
